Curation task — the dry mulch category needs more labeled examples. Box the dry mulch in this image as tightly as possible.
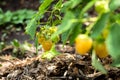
[0,47,120,80]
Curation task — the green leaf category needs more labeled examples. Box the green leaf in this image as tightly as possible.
[61,23,81,45]
[111,59,120,67]
[39,0,53,12]
[4,11,13,23]
[106,23,120,67]
[91,13,109,39]
[11,39,20,48]
[0,8,3,13]
[0,42,5,51]
[110,13,120,24]
[92,51,107,74]
[70,0,82,9]
[54,0,62,9]
[69,25,81,45]
[79,0,96,17]
[41,45,60,60]
[62,0,82,9]
[109,0,120,11]
[61,28,73,45]
[25,0,53,39]
[35,37,39,55]
[51,11,75,39]
[25,18,37,39]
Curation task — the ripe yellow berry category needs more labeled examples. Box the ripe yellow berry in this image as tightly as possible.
[36,32,45,44]
[94,41,108,58]
[75,34,93,55]
[38,36,45,44]
[36,26,58,51]
[42,40,53,51]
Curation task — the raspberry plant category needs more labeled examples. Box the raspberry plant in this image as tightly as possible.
[26,0,120,74]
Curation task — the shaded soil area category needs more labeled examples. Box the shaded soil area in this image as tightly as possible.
[0,30,33,44]
[0,0,40,11]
